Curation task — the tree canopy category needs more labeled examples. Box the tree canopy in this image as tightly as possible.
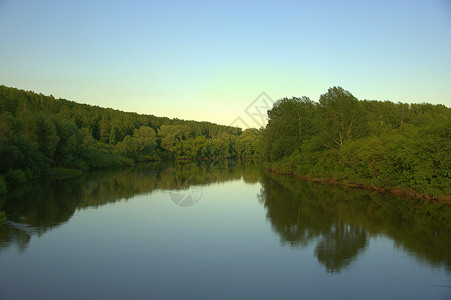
[261,86,451,198]
[0,85,258,192]
[1,84,449,199]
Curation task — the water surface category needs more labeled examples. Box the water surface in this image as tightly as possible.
[0,160,450,299]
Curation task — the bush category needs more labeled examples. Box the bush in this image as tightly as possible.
[6,169,28,185]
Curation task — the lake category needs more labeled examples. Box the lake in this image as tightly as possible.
[0,160,450,299]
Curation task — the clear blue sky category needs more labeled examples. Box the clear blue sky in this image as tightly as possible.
[1,0,450,127]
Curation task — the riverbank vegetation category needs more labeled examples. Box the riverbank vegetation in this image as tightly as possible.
[1,84,450,200]
[0,85,261,192]
[260,86,450,199]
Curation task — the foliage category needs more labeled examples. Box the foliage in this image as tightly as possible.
[262,86,451,197]
[0,85,259,190]
[2,84,449,197]
[0,211,5,226]
[0,175,7,196]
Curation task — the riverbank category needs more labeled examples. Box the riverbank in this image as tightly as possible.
[45,156,253,177]
[46,167,84,179]
[265,166,451,203]
[2,157,256,196]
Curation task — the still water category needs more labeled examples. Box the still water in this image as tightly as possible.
[0,160,450,299]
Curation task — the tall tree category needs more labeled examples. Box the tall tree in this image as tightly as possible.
[317,87,368,150]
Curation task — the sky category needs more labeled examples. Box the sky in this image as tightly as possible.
[0,0,450,127]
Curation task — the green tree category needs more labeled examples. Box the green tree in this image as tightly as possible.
[158,125,191,154]
[35,113,59,158]
[317,87,368,150]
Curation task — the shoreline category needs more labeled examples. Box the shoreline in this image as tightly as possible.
[4,157,257,193]
[8,159,450,204]
[265,167,451,204]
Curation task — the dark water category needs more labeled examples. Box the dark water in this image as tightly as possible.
[0,160,450,300]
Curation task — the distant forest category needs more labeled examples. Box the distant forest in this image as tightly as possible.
[1,85,450,200]
[0,85,260,194]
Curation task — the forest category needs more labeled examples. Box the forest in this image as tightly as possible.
[0,85,261,195]
[261,86,450,198]
[1,84,450,203]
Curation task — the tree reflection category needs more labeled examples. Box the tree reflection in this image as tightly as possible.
[0,159,260,251]
[0,225,31,252]
[314,223,367,273]
[259,174,368,273]
[259,171,451,273]
[0,161,449,274]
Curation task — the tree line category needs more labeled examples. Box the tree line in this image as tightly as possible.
[0,85,261,193]
[260,86,450,198]
[1,84,449,199]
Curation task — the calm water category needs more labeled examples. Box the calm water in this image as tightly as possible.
[0,160,450,300]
